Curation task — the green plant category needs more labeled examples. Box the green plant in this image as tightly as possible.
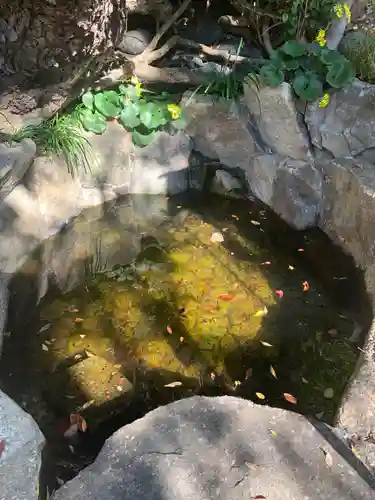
[259,40,355,101]
[12,113,92,175]
[279,0,335,40]
[340,31,375,84]
[76,78,186,147]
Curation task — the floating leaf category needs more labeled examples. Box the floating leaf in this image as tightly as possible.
[218,293,234,301]
[245,368,253,379]
[41,343,49,351]
[38,323,51,333]
[302,281,309,292]
[260,341,273,347]
[256,392,265,400]
[324,387,334,399]
[179,336,184,343]
[275,289,284,298]
[166,325,173,334]
[269,429,277,437]
[73,318,84,323]
[210,232,224,243]
[250,220,261,226]
[301,377,308,384]
[262,261,271,265]
[254,307,268,317]
[288,265,295,270]
[164,381,182,388]
[283,393,297,404]
[297,248,304,252]
[0,439,5,457]
[270,366,277,379]
[116,385,123,392]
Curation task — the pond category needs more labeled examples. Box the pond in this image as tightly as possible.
[0,192,370,490]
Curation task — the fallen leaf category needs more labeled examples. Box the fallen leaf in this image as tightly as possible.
[245,368,253,379]
[164,381,182,388]
[210,372,216,380]
[270,366,277,379]
[68,445,75,453]
[41,343,49,351]
[301,377,308,384]
[234,380,241,387]
[217,293,234,301]
[116,385,123,392]
[288,265,295,270]
[73,317,84,324]
[79,334,86,339]
[81,400,95,410]
[210,232,224,243]
[262,261,271,265]
[254,306,268,317]
[252,496,267,499]
[302,281,309,292]
[324,387,334,399]
[250,220,261,226]
[38,323,51,333]
[283,393,297,404]
[79,417,88,433]
[0,439,5,457]
[255,392,265,400]
[275,289,284,298]
[179,336,184,343]
[321,448,333,468]
[231,214,239,220]
[269,429,277,437]
[166,325,173,334]
[297,248,304,252]
[84,349,95,358]
[260,341,273,347]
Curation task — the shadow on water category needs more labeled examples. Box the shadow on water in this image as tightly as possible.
[0,191,372,494]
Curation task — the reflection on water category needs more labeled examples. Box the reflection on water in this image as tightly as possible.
[0,193,370,486]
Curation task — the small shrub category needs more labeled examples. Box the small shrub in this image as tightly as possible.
[340,31,375,83]
[77,78,186,147]
[259,40,355,101]
[12,113,92,176]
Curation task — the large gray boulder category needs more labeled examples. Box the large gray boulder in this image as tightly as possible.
[0,390,45,500]
[52,396,374,500]
[0,138,36,198]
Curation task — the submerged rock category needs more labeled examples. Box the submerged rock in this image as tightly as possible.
[52,396,375,500]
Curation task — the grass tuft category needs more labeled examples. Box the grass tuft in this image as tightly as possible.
[12,113,92,176]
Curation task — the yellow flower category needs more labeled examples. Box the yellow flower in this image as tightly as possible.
[167,104,182,120]
[130,75,139,85]
[130,75,143,97]
[343,3,352,24]
[319,93,330,108]
[333,3,344,19]
[315,29,327,47]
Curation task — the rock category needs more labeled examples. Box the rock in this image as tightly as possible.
[0,139,36,198]
[210,168,244,198]
[117,29,152,55]
[181,92,260,170]
[247,154,322,229]
[52,396,374,500]
[305,79,375,161]
[243,82,312,161]
[85,122,192,196]
[0,390,45,500]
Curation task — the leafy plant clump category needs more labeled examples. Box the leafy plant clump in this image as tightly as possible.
[12,113,92,175]
[77,78,186,147]
[259,40,355,101]
[340,31,375,84]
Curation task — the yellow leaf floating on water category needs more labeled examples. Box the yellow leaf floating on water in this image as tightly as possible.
[255,392,265,400]
[283,393,297,404]
[260,341,273,347]
[288,265,295,271]
[164,381,182,388]
[254,306,268,317]
[270,366,277,379]
[269,429,277,437]
[250,220,261,226]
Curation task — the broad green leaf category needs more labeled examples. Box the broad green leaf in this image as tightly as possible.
[320,49,346,66]
[132,129,157,147]
[283,58,300,71]
[326,60,355,88]
[119,103,141,128]
[170,113,187,130]
[260,64,285,86]
[139,102,168,129]
[292,71,323,101]
[82,91,94,110]
[80,109,107,134]
[281,41,307,58]
[94,92,121,118]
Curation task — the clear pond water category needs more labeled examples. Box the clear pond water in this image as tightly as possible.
[0,192,369,488]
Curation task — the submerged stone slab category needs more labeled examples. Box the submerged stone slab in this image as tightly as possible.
[52,396,374,500]
[0,390,45,500]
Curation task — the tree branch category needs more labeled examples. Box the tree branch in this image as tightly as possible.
[143,0,192,54]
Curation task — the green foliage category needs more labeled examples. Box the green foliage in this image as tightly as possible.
[12,113,92,176]
[76,80,186,147]
[340,31,375,84]
[259,40,355,101]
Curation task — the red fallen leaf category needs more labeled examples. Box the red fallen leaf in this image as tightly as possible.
[70,413,88,432]
[297,248,304,252]
[262,261,271,265]
[302,281,309,292]
[217,293,234,301]
[275,289,284,298]
[0,439,5,457]
[166,325,173,334]
[283,393,297,404]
